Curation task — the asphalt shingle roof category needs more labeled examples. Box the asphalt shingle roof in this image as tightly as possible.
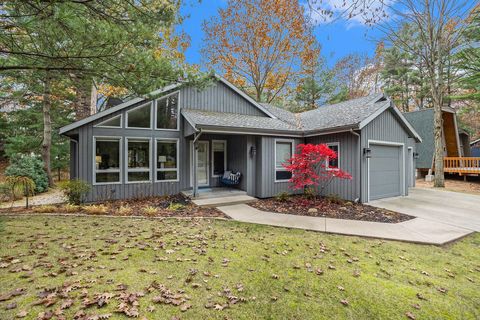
[182,109,300,133]
[183,93,389,135]
[299,94,387,131]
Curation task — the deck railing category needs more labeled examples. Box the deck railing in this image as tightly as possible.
[444,157,480,174]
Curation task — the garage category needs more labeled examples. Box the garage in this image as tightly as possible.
[369,143,403,201]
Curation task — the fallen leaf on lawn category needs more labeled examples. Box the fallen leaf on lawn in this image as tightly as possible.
[340,299,348,306]
[6,302,17,309]
[180,303,192,312]
[272,274,279,279]
[437,287,447,294]
[146,305,155,312]
[337,286,345,291]
[16,310,28,318]
[416,293,427,301]
[353,270,361,277]
[405,311,416,319]
[315,268,324,275]
[411,303,421,310]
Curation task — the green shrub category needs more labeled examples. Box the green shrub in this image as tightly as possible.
[5,154,48,193]
[304,186,317,200]
[167,202,185,211]
[58,179,91,205]
[275,191,290,202]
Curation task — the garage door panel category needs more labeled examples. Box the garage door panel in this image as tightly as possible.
[369,144,402,201]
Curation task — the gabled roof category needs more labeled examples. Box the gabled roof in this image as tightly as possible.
[182,109,302,136]
[183,93,422,141]
[300,94,386,132]
[59,75,276,135]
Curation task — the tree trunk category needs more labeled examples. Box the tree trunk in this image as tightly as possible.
[42,71,54,187]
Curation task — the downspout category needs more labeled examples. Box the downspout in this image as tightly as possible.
[350,129,361,203]
[192,129,203,197]
[70,138,78,180]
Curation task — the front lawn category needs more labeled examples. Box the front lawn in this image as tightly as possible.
[0,216,479,320]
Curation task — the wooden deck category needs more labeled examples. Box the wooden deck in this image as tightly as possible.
[444,157,480,174]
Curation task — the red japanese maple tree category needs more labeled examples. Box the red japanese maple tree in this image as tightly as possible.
[283,144,352,196]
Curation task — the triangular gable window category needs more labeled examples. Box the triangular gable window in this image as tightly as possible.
[96,115,121,128]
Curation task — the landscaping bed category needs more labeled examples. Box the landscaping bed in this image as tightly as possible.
[0,193,227,218]
[249,195,413,223]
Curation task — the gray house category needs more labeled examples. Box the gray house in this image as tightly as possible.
[60,76,421,203]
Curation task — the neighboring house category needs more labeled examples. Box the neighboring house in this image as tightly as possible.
[471,138,480,157]
[404,108,472,174]
[60,76,421,203]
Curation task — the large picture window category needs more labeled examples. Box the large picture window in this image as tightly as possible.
[212,140,227,177]
[94,137,121,184]
[156,139,178,181]
[127,102,152,128]
[156,92,179,130]
[275,140,293,181]
[126,138,151,182]
[326,142,340,170]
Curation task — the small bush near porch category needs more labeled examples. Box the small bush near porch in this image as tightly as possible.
[0,216,478,319]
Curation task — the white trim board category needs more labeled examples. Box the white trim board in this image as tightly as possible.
[274,138,294,183]
[92,136,123,186]
[124,137,153,184]
[155,137,180,183]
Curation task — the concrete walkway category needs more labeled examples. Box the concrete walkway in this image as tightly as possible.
[218,203,474,245]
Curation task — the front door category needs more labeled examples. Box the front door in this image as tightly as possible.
[190,141,209,186]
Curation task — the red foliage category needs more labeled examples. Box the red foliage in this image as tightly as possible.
[283,143,352,191]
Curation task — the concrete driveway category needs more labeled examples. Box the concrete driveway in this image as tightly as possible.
[369,188,480,232]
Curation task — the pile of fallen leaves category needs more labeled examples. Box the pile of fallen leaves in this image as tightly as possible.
[0,193,227,218]
[250,195,413,223]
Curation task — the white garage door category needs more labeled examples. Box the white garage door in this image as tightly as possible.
[370,144,402,201]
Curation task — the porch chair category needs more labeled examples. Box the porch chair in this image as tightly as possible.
[220,170,242,187]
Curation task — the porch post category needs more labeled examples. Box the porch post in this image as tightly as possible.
[192,130,202,197]
[193,141,198,197]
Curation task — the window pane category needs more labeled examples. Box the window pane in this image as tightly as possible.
[128,171,150,182]
[212,141,226,176]
[157,141,177,169]
[96,140,120,170]
[156,93,178,129]
[157,170,177,181]
[276,170,292,181]
[328,145,339,168]
[127,103,151,128]
[97,115,121,127]
[276,142,292,168]
[96,172,120,183]
[128,140,150,169]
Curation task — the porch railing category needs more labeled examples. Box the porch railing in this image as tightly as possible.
[443,157,480,174]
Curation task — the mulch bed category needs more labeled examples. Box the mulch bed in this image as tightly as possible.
[0,193,227,218]
[249,195,413,223]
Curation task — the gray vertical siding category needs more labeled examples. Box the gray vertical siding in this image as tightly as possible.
[72,79,267,202]
[256,136,303,198]
[305,132,360,201]
[180,82,268,116]
[360,109,416,202]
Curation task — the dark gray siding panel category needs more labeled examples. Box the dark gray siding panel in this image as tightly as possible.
[180,82,267,116]
[306,132,360,201]
[404,110,433,169]
[361,109,416,202]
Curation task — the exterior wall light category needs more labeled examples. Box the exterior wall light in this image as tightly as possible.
[363,148,372,158]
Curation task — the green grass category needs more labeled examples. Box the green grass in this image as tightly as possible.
[0,215,479,320]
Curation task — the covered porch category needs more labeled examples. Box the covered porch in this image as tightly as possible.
[184,132,258,198]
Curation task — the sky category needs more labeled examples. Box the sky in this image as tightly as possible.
[179,0,387,69]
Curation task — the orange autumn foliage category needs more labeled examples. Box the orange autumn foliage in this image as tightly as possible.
[202,0,319,103]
